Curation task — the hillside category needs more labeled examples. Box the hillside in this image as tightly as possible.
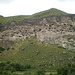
[0,8,75,74]
[31,8,68,18]
[0,37,75,74]
[0,8,68,25]
[0,37,75,65]
[0,14,75,51]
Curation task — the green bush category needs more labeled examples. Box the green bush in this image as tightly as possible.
[24,72,31,75]
[36,69,45,75]
[24,64,31,69]
[57,64,75,75]
[0,70,2,74]
[0,47,5,52]
[0,62,32,74]
[7,47,10,50]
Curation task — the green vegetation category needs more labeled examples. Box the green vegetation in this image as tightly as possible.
[57,64,75,75]
[0,61,32,75]
[0,46,5,53]
[0,15,30,25]
[0,8,68,25]
[0,61,46,75]
[0,8,74,75]
[0,37,75,74]
[31,8,68,18]
[35,69,45,75]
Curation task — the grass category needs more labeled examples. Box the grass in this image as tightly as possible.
[0,37,75,74]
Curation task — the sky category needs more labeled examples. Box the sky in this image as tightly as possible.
[0,0,75,17]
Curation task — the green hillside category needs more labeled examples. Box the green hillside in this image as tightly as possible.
[31,8,68,18]
[0,37,75,74]
[0,8,75,75]
[0,15,30,25]
[0,8,68,25]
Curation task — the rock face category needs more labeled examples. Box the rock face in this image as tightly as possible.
[0,15,75,51]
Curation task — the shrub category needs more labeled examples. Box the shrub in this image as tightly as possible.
[57,64,75,75]
[24,72,31,75]
[0,61,32,74]
[2,71,9,75]
[24,64,31,69]
[0,47,5,52]
[7,47,10,50]
[36,69,45,75]
[0,70,3,74]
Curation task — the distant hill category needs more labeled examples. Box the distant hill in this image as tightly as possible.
[0,8,68,25]
[31,8,68,18]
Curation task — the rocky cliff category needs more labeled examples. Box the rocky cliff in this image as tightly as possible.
[0,15,75,51]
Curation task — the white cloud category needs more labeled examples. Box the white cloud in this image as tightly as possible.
[0,0,75,17]
[0,0,14,4]
[58,0,75,2]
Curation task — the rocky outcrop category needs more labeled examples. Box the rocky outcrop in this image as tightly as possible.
[0,15,75,51]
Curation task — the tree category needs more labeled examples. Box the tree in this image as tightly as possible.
[57,64,75,75]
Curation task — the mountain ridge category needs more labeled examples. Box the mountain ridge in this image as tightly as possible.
[31,8,68,18]
[0,8,68,18]
[0,8,70,26]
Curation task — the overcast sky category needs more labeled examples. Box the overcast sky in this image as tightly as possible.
[0,0,75,17]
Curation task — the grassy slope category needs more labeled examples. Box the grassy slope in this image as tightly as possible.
[0,15,30,25]
[0,8,68,25]
[0,37,75,69]
[31,8,68,18]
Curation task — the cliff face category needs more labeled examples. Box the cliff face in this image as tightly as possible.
[0,15,75,51]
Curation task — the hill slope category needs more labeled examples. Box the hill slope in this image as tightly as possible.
[0,8,75,75]
[0,37,75,68]
[0,8,68,25]
[31,8,68,18]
